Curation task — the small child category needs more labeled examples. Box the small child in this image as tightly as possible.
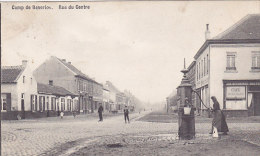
[60,111,64,119]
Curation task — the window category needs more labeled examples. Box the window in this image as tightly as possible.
[31,78,33,84]
[204,57,206,76]
[49,80,53,86]
[198,62,200,79]
[23,76,25,83]
[67,99,71,111]
[31,95,37,111]
[39,96,45,112]
[51,97,56,110]
[77,80,80,91]
[226,52,237,70]
[56,98,59,111]
[207,54,209,74]
[1,94,7,111]
[196,65,198,81]
[21,93,25,99]
[46,96,49,110]
[201,60,204,77]
[252,52,260,69]
[61,98,65,111]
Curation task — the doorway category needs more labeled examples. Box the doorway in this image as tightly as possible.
[21,93,25,119]
[253,93,260,116]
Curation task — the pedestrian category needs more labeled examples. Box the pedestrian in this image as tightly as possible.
[98,103,103,122]
[210,96,229,135]
[72,111,77,119]
[60,111,64,119]
[124,105,130,123]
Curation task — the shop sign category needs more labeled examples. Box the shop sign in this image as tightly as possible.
[226,86,246,99]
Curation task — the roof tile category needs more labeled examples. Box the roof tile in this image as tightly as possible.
[1,66,24,83]
[37,83,76,96]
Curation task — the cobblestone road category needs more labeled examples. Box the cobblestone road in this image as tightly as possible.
[2,111,260,156]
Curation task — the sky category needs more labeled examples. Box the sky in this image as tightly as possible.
[2,1,260,103]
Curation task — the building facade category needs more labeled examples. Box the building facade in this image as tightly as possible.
[194,14,260,117]
[186,61,198,113]
[33,56,103,114]
[1,60,38,119]
[1,60,76,120]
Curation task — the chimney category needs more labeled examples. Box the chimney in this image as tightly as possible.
[49,80,53,86]
[22,60,28,67]
[205,24,210,40]
[61,59,66,62]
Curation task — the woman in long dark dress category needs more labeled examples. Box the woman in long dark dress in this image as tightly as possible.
[210,96,229,135]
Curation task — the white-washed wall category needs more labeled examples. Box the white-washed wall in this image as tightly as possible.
[210,43,260,110]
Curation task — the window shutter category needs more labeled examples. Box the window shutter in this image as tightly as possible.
[6,93,11,111]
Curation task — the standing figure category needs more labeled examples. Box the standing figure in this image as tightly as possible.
[60,111,64,119]
[72,111,77,118]
[210,96,229,135]
[124,105,130,123]
[98,103,103,122]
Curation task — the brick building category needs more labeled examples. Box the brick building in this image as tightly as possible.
[33,56,103,114]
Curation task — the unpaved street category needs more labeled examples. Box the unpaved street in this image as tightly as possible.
[2,111,260,156]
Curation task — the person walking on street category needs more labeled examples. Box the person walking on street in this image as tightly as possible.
[124,105,130,123]
[98,103,104,122]
[210,96,229,135]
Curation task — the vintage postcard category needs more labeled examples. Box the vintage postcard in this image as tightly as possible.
[1,1,260,155]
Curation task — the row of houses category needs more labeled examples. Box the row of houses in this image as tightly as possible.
[1,56,138,119]
[167,14,260,117]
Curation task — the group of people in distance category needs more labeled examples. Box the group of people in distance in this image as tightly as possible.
[98,104,130,123]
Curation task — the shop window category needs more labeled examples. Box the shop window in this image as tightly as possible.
[226,52,237,71]
[1,94,7,111]
[251,51,260,70]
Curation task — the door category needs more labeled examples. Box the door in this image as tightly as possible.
[21,99,25,119]
[253,93,260,116]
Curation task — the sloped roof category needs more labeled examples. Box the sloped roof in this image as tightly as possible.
[37,83,76,96]
[194,14,260,59]
[1,66,25,83]
[55,57,102,85]
[214,14,260,40]
[106,81,120,93]
[56,57,90,79]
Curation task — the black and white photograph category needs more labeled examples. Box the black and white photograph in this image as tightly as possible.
[1,1,260,155]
